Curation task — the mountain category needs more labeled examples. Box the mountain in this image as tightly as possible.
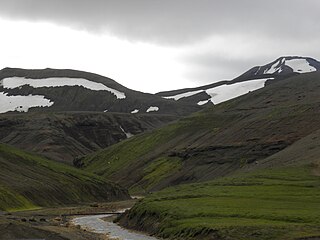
[237,56,320,80]
[0,144,129,212]
[0,68,201,115]
[0,112,178,164]
[82,71,320,192]
[157,56,320,107]
[82,70,320,240]
[1,57,318,115]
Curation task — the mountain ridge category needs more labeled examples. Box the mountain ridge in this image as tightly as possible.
[157,56,320,107]
[83,71,320,192]
[0,67,201,115]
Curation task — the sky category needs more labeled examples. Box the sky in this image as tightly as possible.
[0,0,319,93]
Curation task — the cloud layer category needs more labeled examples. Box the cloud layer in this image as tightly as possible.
[0,0,319,89]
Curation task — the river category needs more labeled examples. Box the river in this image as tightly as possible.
[72,213,158,240]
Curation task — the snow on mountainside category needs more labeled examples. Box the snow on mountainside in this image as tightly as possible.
[158,56,320,107]
[263,58,316,74]
[163,90,203,101]
[163,78,272,105]
[1,77,126,99]
[238,56,320,80]
[1,57,318,114]
[206,78,270,104]
[0,68,201,115]
[0,75,125,113]
[146,106,159,112]
[0,92,53,113]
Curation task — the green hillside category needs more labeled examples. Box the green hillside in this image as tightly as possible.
[0,144,129,212]
[83,72,320,193]
[118,163,320,240]
[117,125,320,239]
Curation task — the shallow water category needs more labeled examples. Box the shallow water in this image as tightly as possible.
[72,214,158,240]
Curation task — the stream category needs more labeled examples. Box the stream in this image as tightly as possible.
[72,213,158,240]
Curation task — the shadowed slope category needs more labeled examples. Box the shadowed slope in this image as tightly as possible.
[0,144,129,212]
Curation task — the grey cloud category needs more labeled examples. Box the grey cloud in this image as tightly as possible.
[0,0,320,87]
[180,31,320,84]
[182,54,264,83]
[0,0,320,44]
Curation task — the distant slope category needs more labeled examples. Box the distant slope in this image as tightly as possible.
[0,112,178,164]
[83,72,320,192]
[0,144,129,212]
[0,68,201,115]
[157,56,320,106]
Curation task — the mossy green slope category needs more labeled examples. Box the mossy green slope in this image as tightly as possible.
[118,165,320,239]
[84,72,320,192]
[0,144,129,212]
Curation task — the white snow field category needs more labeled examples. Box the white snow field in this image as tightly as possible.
[197,100,210,106]
[206,78,269,104]
[285,59,317,73]
[146,106,159,112]
[163,89,203,101]
[264,58,285,74]
[162,78,272,105]
[0,77,126,99]
[0,92,54,113]
[263,58,316,74]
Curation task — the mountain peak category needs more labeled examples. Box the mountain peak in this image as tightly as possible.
[237,56,320,81]
[264,56,318,74]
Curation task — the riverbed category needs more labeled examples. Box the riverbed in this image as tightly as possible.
[72,214,158,240]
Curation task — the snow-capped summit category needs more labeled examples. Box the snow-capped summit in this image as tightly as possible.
[158,56,320,107]
[237,56,320,80]
[263,56,317,74]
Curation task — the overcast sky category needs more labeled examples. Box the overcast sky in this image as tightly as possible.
[0,0,319,93]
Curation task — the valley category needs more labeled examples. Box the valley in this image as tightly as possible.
[1,1,319,239]
[0,57,320,239]
[0,200,137,240]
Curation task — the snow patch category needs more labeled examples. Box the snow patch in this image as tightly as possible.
[285,59,316,73]
[264,59,282,74]
[163,90,203,101]
[206,78,271,104]
[146,106,159,113]
[120,126,134,138]
[0,92,54,113]
[197,100,210,106]
[162,78,273,105]
[131,109,139,114]
[1,77,126,99]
